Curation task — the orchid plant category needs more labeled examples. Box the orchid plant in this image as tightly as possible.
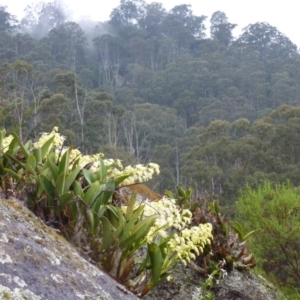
[0,127,213,296]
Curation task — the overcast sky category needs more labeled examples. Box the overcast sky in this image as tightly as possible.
[2,0,300,47]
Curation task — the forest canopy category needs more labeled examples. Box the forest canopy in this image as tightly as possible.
[0,1,300,206]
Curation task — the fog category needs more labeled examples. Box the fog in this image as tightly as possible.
[2,0,300,47]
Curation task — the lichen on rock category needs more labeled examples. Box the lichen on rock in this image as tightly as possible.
[144,263,286,300]
[0,197,138,300]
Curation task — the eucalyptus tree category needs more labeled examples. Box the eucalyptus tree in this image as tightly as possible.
[210,11,236,47]
[121,103,184,163]
[138,2,166,37]
[270,72,299,108]
[0,5,19,32]
[109,0,146,29]
[37,93,69,133]
[93,34,123,90]
[0,60,34,140]
[236,22,298,63]
[21,0,67,38]
[53,72,90,146]
[161,4,206,49]
[48,22,87,71]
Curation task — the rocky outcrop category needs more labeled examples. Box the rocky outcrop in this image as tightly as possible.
[0,197,138,300]
[213,269,285,300]
[145,262,286,300]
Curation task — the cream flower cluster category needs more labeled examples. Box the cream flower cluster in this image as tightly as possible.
[119,163,160,186]
[123,197,213,264]
[33,128,159,184]
[1,135,13,153]
[167,223,213,265]
[34,126,66,149]
[77,153,105,170]
[141,197,192,243]
[33,128,121,172]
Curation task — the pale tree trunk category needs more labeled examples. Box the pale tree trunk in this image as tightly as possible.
[12,73,30,141]
[30,83,40,138]
[99,41,111,86]
[121,112,153,163]
[74,74,87,146]
[122,114,135,156]
[175,145,180,185]
[107,113,119,149]
[122,112,143,162]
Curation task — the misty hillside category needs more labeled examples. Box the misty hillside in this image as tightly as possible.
[1,1,300,205]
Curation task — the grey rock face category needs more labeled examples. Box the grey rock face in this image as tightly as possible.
[144,262,286,300]
[213,269,285,300]
[0,198,138,300]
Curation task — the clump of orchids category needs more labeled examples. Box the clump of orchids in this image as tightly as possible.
[33,127,160,186]
[124,196,213,267]
[0,127,213,296]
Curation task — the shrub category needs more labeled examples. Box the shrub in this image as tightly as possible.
[236,181,300,297]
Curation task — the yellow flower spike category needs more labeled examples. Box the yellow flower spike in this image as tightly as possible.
[181,229,190,239]
[174,235,181,244]
[189,253,196,260]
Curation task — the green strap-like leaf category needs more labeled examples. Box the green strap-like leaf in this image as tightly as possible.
[120,217,138,242]
[58,148,70,176]
[164,189,175,199]
[126,194,137,218]
[25,154,36,174]
[72,180,84,199]
[0,129,6,153]
[120,215,157,247]
[121,205,145,241]
[56,172,66,196]
[114,174,131,188]
[44,152,59,178]
[100,216,115,251]
[65,165,82,191]
[40,136,55,159]
[39,174,55,200]
[11,133,29,159]
[92,180,115,213]
[83,181,101,206]
[242,229,260,241]
[231,222,244,241]
[33,148,42,164]
[99,158,107,181]
[69,201,78,222]
[56,165,81,196]
[3,168,21,180]
[83,168,96,185]
[148,243,163,286]
[87,208,95,234]
[176,185,185,197]
[106,205,122,229]
[4,153,26,169]
[58,191,74,212]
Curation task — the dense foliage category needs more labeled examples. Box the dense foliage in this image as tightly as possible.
[1,1,300,206]
[236,182,300,298]
[2,2,300,296]
[0,127,258,297]
[0,127,214,295]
